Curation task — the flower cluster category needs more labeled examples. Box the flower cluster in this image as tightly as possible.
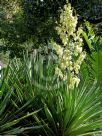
[52,3,86,89]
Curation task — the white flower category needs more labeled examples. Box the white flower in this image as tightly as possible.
[73,77,80,87]
[74,63,80,74]
[63,41,68,46]
[77,27,83,36]
[76,46,82,54]
[57,47,63,56]
[55,67,63,79]
[62,75,67,81]
[53,43,63,57]
[79,51,86,61]
[60,62,67,69]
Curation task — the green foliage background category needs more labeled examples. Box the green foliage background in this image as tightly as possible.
[0,0,102,58]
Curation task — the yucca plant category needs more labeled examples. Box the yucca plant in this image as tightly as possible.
[0,50,102,136]
[0,53,44,135]
[0,49,56,135]
[37,80,102,136]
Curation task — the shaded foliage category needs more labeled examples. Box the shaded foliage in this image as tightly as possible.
[0,0,102,57]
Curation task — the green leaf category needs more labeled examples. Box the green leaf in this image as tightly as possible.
[82,31,93,50]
